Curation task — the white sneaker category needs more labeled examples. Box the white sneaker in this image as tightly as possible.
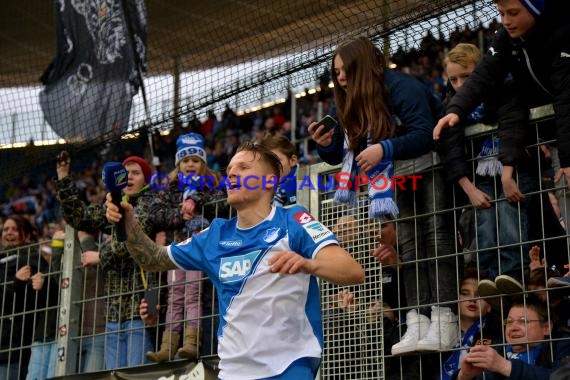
[416,306,459,352]
[391,310,430,355]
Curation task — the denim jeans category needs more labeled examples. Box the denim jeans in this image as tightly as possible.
[105,319,153,369]
[79,335,105,373]
[0,362,22,380]
[26,341,57,380]
[475,173,537,281]
[397,169,458,315]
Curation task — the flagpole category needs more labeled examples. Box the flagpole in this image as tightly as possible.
[120,0,157,170]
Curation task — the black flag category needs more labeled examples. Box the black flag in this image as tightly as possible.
[39,0,147,142]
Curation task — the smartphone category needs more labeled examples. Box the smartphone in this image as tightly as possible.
[315,115,337,134]
[144,288,158,318]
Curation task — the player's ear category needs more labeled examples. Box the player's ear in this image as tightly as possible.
[265,174,278,191]
[290,154,298,167]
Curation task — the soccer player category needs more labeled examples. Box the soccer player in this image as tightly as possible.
[106,141,365,379]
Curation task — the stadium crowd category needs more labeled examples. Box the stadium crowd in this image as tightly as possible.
[1,5,570,378]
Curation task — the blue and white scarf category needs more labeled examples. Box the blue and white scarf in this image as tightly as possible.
[442,317,485,380]
[466,103,502,177]
[274,165,298,207]
[334,135,399,219]
[506,343,544,365]
[476,136,503,177]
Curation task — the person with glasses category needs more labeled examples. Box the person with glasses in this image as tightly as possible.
[455,295,570,380]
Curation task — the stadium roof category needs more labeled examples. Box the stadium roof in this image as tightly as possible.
[0,0,474,88]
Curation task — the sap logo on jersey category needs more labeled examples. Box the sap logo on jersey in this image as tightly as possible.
[304,221,333,242]
[219,250,261,282]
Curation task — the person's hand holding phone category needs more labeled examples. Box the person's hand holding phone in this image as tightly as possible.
[308,115,337,147]
[141,289,160,326]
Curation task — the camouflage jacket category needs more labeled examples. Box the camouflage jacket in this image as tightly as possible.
[55,176,164,322]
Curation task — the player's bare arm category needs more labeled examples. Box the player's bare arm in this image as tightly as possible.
[105,193,176,271]
[269,245,364,286]
[125,220,176,271]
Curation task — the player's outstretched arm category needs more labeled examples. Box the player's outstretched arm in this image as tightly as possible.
[269,245,364,286]
[313,245,364,285]
[105,194,176,271]
[126,218,176,271]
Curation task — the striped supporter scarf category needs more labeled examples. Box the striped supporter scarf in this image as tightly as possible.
[334,135,399,220]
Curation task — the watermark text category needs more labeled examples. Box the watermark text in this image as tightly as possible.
[147,172,422,192]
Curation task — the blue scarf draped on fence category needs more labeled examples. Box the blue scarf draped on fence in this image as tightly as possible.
[466,103,502,177]
[334,136,399,219]
[476,136,502,177]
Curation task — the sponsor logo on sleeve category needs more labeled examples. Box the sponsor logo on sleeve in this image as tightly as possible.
[294,211,314,225]
[219,250,261,283]
[219,240,243,248]
[303,221,333,242]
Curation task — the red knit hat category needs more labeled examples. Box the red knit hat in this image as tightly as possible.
[122,156,152,182]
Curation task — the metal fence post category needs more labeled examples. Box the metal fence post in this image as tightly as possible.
[54,225,82,376]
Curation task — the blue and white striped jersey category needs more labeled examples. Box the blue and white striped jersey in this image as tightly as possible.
[168,205,337,379]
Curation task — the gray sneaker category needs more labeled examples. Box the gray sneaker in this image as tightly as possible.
[495,275,524,294]
[478,279,501,311]
[478,279,499,297]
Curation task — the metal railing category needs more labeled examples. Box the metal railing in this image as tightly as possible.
[1,105,568,379]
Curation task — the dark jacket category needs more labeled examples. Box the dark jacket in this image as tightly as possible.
[318,69,442,164]
[30,244,61,343]
[438,81,533,182]
[446,1,570,167]
[453,333,570,380]
[490,336,570,380]
[0,244,49,365]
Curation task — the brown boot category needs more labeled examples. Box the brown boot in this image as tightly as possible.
[147,331,180,363]
[178,328,199,360]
